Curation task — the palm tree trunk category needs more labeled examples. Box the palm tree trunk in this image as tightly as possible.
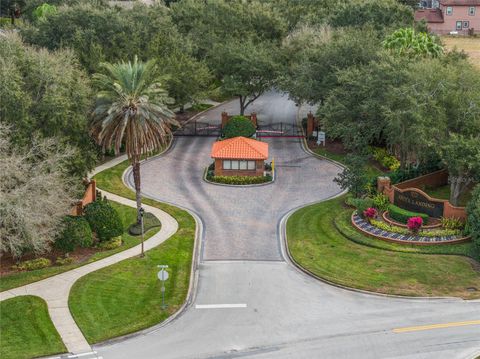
[132,160,142,224]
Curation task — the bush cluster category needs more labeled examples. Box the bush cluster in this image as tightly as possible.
[209,175,272,185]
[98,236,122,250]
[350,197,374,218]
[466,184,480,250]
[388,204,429,224]
[371,147,400,171]
[55,216,93,252]
[223,115,256,139]
[440,216,465,230]
[84,199,124,242]
[13,258,51,271]
[372,193,390,212]
[370,219,460,238]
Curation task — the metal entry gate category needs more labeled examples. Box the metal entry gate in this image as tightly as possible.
[256,122,303,138]
[174,121,221,137]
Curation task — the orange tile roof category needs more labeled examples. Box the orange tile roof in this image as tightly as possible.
[211,137,268,160]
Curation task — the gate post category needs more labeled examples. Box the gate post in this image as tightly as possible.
[306,112,315,138]
[221,112,229,129]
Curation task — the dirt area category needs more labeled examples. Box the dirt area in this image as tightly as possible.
[175,109,201,125]
[442,36,480,69]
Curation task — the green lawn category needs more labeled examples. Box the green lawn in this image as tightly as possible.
[425,184,473,207]
[0,296,66,359]
[287,196,480,299]
[69,159,195,343]
[313,147,384,179]
[0,203,157,292]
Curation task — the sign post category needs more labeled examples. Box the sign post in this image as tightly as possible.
[317,131,326,146]
[157,265,169,309]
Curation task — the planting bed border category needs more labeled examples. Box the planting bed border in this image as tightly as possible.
[351,212,471,245]
[382,211,442,229]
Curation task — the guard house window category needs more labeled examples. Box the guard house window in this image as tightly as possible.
[463,21,470,28]
[456,21,462,30]
[223,160,256,170]
[446,6,453,15]
[469,6,476,16]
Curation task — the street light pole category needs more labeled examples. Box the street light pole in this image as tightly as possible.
[140,207,145,257]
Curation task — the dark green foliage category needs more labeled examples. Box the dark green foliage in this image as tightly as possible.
[209,175,272,185]
[84,200,123,242]
[466,185,480,250]
[328,0,413,30]
[128,213,161,236]
[223,116,256,139]
[388,204,429,224]
[334,155,370,198]
[351,197,374,218]
[55,216,93,252]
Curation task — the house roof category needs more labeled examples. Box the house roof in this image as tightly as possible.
[439,0,480,5]
[415,8,444,23]
[211,137,268,160]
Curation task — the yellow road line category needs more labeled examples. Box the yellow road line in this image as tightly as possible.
[393,320,480,333]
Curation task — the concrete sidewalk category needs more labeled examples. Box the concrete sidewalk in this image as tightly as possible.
[0,164,179,354]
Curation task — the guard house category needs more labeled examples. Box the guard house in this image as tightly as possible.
[211,136,268,177]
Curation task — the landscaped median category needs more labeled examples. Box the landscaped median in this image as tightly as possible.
[286,196,480,299]
[68,159,196,343]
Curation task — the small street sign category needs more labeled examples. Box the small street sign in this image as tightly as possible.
[317,131,326,146]
[157,269,169,281]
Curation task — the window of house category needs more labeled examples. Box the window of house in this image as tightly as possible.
[446,6,453,15]
[231,160,239,170]
[239,160,247,170]
[248,161,255,170]
[463,21,470,28]
[223,160,231,170]
[456,21,462,30]
[469,6,476,16]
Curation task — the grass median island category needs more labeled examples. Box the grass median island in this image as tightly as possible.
[286,196,480,299]
[0,203,156,292]
[0,296,66,359]
[68,159,195,343]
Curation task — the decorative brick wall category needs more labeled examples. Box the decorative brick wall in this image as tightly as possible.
[71,180,97,216]
[213,158,264,177]
[380,172,467,220]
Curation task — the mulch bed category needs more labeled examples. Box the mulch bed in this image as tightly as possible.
[307,138,348,156]
[0,247,102,277]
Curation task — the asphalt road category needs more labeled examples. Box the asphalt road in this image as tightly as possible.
[96,91,480,359]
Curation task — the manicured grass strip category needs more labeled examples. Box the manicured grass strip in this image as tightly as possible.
[69,159,195,343]
[0,203,157,292]
[0,296,66,359]
[287,196,480,299]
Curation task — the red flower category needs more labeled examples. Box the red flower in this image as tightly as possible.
[363,207,377,219]
[407,217,423,232]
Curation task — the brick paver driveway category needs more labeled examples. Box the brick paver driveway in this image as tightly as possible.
[127,92,342,260]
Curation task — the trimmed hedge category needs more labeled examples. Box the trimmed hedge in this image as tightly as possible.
[223,115,256,139]
[209,175,272,185]
[388,204,429,224]
[466,184,480,250]
[84,200,123,242]
[55,216,93,252]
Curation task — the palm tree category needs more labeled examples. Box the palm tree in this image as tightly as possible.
[90,57,178,249]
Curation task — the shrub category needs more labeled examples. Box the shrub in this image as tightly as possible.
[351,197,374,218]
[363,207,377,219]
[466,184,480,250]
[84,199,123,242]
[56,255,74,266]
[13,258,51,271]
[334,155,370,198]
[370,219,409,235]
[223,115,256,138]
[98,236,122,250]
[372,193,390,212]
[209,175,272,185]
[440,217,465,230]
[370,219,460,237]
[407,217,423,233]
[388,204,429,224]
[371,147,400,171]
[55,216,93,252]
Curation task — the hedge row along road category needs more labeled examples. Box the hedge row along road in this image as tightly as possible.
[96,91,480,359]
